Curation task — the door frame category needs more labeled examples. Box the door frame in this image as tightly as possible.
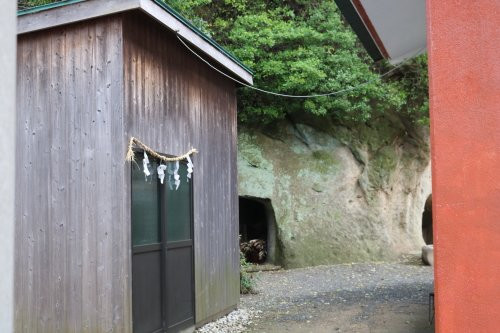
[130,149,196,333]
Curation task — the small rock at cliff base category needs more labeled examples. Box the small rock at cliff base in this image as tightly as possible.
[422,245,434,266]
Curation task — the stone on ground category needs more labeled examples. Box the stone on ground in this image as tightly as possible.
[421,245,434,266]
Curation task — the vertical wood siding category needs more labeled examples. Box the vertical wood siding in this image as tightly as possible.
[122,13,239,325]
[15,17,130,332]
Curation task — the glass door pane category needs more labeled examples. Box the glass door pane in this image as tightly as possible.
[165,163,192,242]
[132,159,160,246]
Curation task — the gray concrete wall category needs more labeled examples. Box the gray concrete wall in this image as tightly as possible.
[0,0,16,332]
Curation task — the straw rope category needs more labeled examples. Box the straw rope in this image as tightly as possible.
[125,137,198,163]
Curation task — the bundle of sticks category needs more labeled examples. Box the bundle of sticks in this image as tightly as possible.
[240,239,267,264]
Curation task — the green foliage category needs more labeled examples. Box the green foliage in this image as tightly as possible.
[18,0,57,9]
[387,55,430,125]
[240,249,255,294]
[164,0,429,125]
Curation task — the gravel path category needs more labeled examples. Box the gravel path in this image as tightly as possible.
[240,255,434,333]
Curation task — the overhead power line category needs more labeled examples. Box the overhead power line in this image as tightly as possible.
[176,33,425,99]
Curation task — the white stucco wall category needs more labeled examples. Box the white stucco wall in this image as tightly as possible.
[0,0,16,331]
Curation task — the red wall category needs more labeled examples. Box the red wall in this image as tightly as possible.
[427,1,500,332]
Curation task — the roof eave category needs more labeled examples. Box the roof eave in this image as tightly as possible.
[335,0,427,65]
[17,0,254,85]
[334,0,385,62]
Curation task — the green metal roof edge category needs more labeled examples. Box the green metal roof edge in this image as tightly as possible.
[18,0,86,16]
[151,0,253,75]
[17,0,254,76]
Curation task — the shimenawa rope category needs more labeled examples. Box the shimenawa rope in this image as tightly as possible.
[125,137,198,162]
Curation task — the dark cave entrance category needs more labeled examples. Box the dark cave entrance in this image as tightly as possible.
[239,196,279,265]
[422,195,433,245]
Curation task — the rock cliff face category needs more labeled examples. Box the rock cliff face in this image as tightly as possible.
[238,114,431,268]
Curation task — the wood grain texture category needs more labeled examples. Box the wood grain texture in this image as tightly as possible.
[122,12,239,325]
[15,16,129,332]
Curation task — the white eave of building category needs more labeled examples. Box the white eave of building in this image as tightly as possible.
[335,0,427,64]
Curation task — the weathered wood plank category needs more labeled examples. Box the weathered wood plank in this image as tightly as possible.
[80,21,98,332]
[49,27,67,332]
[108,17,130,333]
[65,24,83,332]
[34,32,52,333]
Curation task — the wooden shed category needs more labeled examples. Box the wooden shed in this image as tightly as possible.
[15,1,253,332]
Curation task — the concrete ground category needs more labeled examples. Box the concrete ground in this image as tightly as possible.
[240,255,434,333]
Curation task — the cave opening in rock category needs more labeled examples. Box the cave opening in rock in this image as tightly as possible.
[239,196,279,265]
[422,195,433,245]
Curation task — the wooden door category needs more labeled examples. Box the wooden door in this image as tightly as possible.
[132,155,194,333]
